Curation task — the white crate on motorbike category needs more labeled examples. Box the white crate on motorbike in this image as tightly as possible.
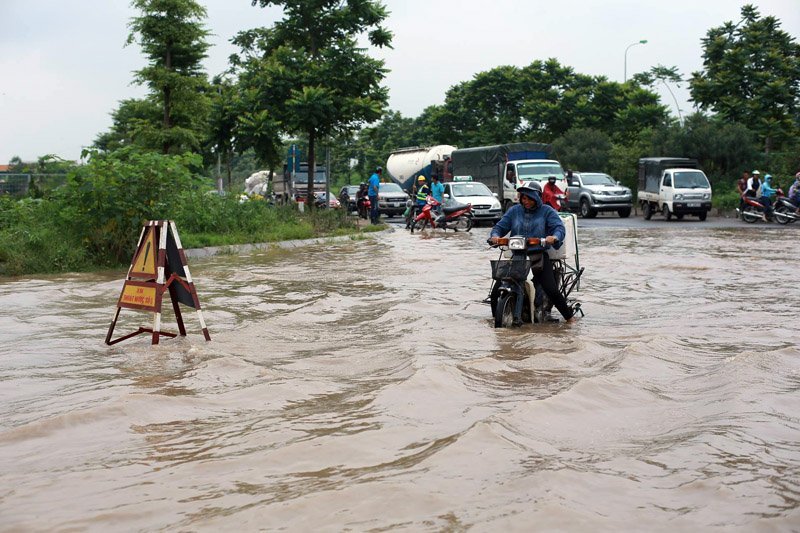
[547,213,577,261]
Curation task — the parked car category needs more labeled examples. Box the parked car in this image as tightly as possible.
[314,191,341,209]
[376,182,410,217]
[443,179,502,223]
[566,172,632,218]
[338,185,360,213]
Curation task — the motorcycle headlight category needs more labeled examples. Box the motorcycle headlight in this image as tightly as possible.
[508,237,526,250]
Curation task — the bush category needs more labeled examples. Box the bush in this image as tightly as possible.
[0,197,89,275]
[60,148,202,264]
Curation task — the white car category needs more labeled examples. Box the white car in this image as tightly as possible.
[443,180,502,223]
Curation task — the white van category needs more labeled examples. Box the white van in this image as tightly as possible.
[637,158,712,221]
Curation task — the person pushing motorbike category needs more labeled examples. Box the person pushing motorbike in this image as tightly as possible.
[487,184,578,322]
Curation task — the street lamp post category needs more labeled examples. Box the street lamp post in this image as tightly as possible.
[624,39,648,82]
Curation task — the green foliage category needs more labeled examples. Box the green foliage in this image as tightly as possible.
[606,129,654,189]
[0,197,89,276]
[690,4,800,152]
[125,0,211,154]
[61,148,202,264]
[234,0,392,203]
[552,128,612,172]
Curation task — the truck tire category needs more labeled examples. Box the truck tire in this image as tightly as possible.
[502,199,513,213]
[663,204,672,221]
[580,199,597,218]
[698,212,707,221]
[643,202,653,220]
[618,208,631,218]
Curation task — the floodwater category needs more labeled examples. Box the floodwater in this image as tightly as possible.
[1,222,799,531]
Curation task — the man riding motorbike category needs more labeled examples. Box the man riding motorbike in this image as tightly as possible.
[789,172,800,215]
[542,175,565,211]
[487,184,578,324]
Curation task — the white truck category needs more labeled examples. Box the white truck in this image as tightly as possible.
[450,142,567,212]
[637,157,712,221]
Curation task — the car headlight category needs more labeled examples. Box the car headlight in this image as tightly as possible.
[674,194,683,200]
[492,201,501,209]
[703,193,710,200]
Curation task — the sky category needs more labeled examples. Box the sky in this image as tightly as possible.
[0,0,798,164]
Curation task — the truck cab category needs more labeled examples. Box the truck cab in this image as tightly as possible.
[502,159,567,210]
[637,158,712,221]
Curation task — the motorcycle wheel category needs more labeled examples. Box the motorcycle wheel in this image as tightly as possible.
[453,216,472,232]
[494,292,516,328]
[775,206,792,225]
[743,206,758,223]
[411,218,428,234]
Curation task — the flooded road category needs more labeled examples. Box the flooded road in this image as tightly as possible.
[1,222,799,531]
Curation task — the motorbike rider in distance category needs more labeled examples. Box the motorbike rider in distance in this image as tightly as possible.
[487,184,578,322]
[758,174,778,221]
[542,175,565,211]
[788,172,800,215]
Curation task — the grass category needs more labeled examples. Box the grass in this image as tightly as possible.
[0,195,381,276]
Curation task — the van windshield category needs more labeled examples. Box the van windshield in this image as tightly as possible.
[673,171,709,189]
[516,163,564,180]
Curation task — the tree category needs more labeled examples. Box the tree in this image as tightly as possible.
[93,98,161,152]
[206,76,240,190]
[127,0,211,154]
[552,128,612,172]
[632,65,684,124]
[234,0,392,205]
[689,4,800,152]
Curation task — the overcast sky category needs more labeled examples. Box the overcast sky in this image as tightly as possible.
[1,0,798,164]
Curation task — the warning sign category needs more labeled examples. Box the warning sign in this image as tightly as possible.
[130,226,157,277]
[119,282,157,311]
[106,220,210,346]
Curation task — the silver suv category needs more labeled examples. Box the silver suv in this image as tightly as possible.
[566,172,632,218]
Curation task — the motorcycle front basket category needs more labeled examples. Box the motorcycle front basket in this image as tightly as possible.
[490,259,531,281]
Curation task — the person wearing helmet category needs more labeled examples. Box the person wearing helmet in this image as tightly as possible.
[788,172,800,214]
[745,170,761,197]
[758,174,777,221]
[356,181,369,219]
[414,175,431,208]
[368,167,382,224]
[488,185,578,323]
[542,175,565,211]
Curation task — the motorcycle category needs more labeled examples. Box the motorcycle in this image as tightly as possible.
[556,193,568,212]
[487,236,583,328]
[737,194,772,223]
[410,196,474,233]
[356,195,371,219]
[773,190,800,225]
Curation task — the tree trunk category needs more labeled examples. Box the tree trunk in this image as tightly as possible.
[162,46,173,154]
[307,129,316,208]
[226,151,232,189]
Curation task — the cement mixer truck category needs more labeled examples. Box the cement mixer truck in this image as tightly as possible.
[386,145,457,192]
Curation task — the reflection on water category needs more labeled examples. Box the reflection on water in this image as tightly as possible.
[1,224,799,530]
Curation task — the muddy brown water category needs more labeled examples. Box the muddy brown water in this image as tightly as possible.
[1,224,799,531]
